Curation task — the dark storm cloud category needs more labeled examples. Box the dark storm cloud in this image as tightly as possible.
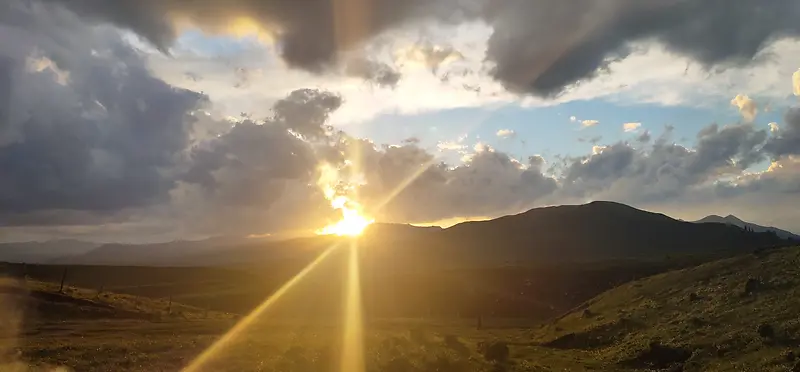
[0,1,207,220]
[484,0,800,95]
[42,0,471,72]
[43,0,800,96]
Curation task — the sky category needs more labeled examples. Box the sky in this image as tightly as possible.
[2,0,800,243]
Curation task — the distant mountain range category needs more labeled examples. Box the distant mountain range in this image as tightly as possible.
[694,214,800,240]
[2,202,796,266]
[0,240,99,264]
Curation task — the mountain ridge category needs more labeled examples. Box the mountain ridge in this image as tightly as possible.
[694,214,800,240]
[2,202,795,266]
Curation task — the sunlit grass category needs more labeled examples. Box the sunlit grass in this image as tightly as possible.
[182,243,340,372]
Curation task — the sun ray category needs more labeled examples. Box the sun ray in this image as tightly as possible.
[183,243,341,372]
[370,111,496,216]
[339,240,365,372]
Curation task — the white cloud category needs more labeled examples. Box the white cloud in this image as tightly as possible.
[623,122,642,132]
[437,141,467,151]
[794,69,800,96]
[496,129,516,138]
[581,120,600,128]
[769,122,780,133]
[569,116,577,122]
[730,94,758,122]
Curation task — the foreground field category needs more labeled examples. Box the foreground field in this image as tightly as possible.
[4,246,800,371]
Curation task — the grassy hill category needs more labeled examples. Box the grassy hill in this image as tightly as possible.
[5,246,800,371]
[522,245,800,371]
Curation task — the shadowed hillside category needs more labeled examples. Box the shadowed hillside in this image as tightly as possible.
[525,245,800,371]
[386,201,794,266]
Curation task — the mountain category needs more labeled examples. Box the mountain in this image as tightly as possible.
[386,201,793,266]
[0,240,100,264]
[18,202,795,267]
[694,214,800,240]
[53,236,273,266]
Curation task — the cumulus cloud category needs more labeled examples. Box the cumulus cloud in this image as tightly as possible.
[357,143,558,223]
[581,119,599,128]
[623,122,641,132]
[636,130,651,143]
[763,106,800,158]
[730,94,758,122]
[496,129,516,138]
[559,122,770,204]
[0,1,206,223]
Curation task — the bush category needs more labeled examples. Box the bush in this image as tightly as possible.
[758,324,775,339]
[480,341,509,362]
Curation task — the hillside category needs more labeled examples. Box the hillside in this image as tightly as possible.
[0,278,231,322]
[393,201,792,265]
[524,245,800,371]
[695,214,800,240]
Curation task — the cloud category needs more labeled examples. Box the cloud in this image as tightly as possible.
[636,130,651,143]
[769,122,780,133]
[559,122,769,204]
[437,141,467,152]
[569,116,577,122]
[581,119,599,128]
[358,143,558,223]
[794,69,800,96]
[483,1,800,96]
[45,0,800,98]
[623,122,641,132]
[496,129,516,138]
[730,94,758,122]
[344,57,402,88]
[46,0,472,74]
[398,42,463,72]
[763,106,800,158]
[8,0,800,239]
[0,2,206,222]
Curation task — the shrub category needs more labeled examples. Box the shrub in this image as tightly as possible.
[481,341,509,362]
[757,323,775,339]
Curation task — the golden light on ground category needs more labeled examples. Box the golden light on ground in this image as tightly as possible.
[340,241,366,372]
[182,243,340,372]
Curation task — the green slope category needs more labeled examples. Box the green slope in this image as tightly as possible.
[527,246,800,371]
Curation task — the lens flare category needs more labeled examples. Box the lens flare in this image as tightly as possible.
[340,241,365,372]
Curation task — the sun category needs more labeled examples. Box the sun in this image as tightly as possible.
[317,205,374,236]
[314,163,374,236]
